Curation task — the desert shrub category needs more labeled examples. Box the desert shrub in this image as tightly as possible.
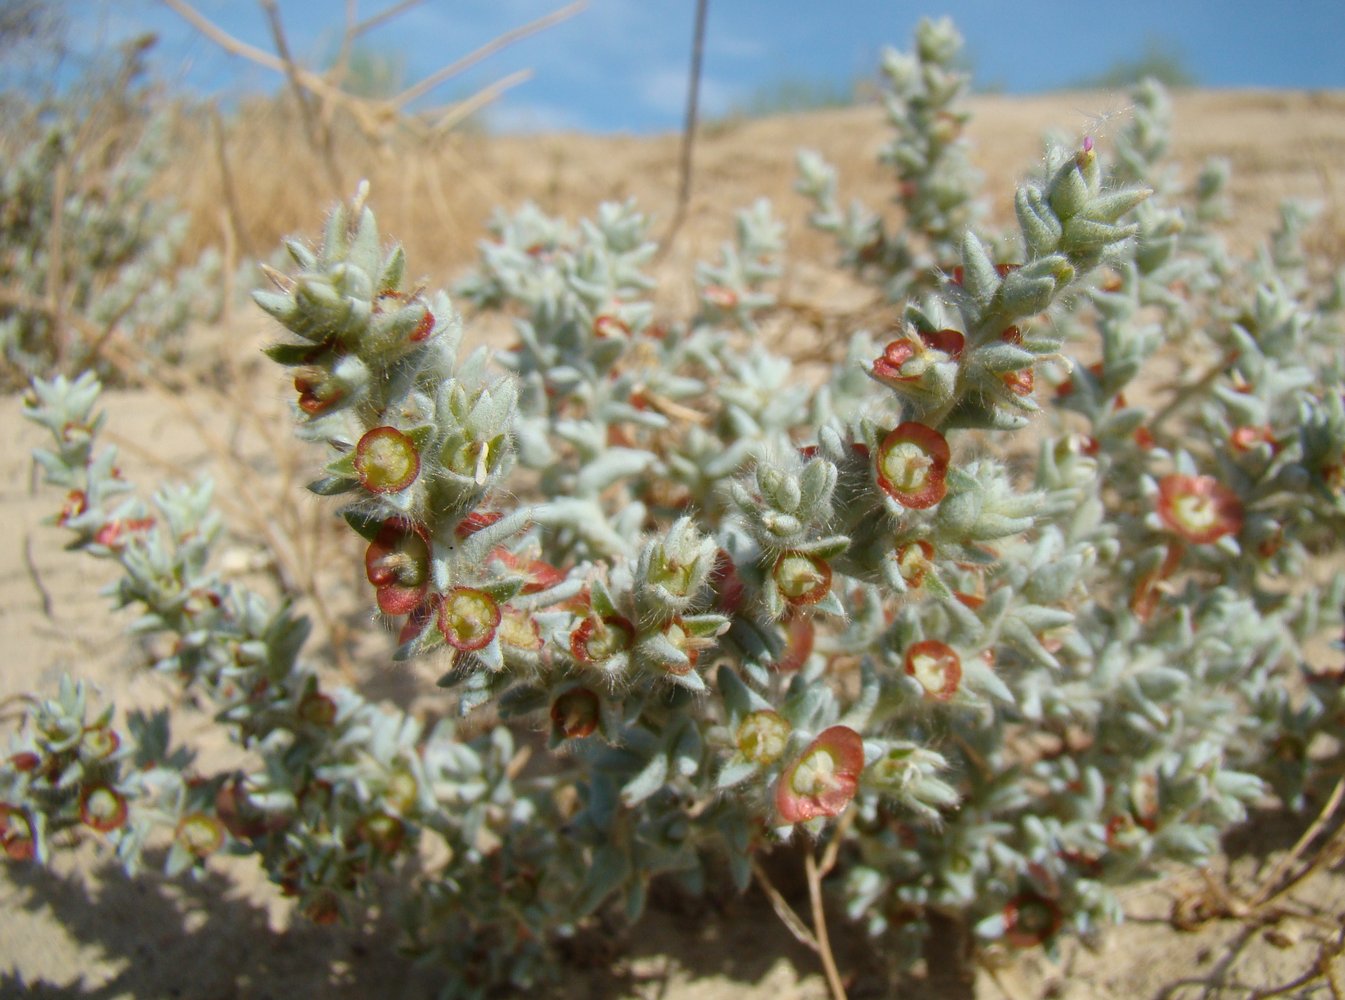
[0,44,223,387]
[6,17,1345,998]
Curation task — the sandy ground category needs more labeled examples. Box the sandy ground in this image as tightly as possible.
[3,88,1345,998]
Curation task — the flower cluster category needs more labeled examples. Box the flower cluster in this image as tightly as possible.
[6,19,1345,996]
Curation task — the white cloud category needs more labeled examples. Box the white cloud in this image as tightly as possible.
[639,66,742,119]
[486,98,594,133]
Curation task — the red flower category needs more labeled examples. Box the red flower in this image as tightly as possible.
[79,785,128,833]
[354,426,420,494]
[904,640,962,701]
[175,812,225,859]
[437,588,501,651]
[374,291,435,343]
[364,520,431,616]
[775,726,865,824]
[550,688,601,739]
[702,285,738,310]
[569,615,635,664]
[875,422,950,509]
[871,329,965,384]
[772,551,832,607]
[593,313,630,339]
[1002,892,1063,948]
[894,540,935,589]
[0,804,35,860]
[293,371,344,416]
[774,615,815,673]
[489,547,566,594]
[94,517,155,549]
[57,490,87,526]
[1156,474,1243,545]
[710,549,746,615]
[1230,425,1279,454]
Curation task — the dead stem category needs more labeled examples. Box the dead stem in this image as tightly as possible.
[1252,776,1345,908]
[23,534,53,620]
[805,847,849,1000]
[751,856,819,952]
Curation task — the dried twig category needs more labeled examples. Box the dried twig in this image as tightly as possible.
[164,0,584,147]
[24,534,54,620]
[806,847,849,1000]
[661,0,709,254]
[391,1,585,111]
[1252,776,1345,908]
[258,0,343,196]
[751,856,820,952]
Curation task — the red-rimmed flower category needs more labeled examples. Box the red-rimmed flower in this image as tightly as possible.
[94,517,155,550]
[57,489,87,526]
[1156,474,1244,545]
[875,422,950,509]
[736,710,791,765]
[364,520,431,616]
[904,640,962,701]
[489,547,566,594]
[1002,892,1063,948]
[894,540,935,589]
[80,725,120,761]
[710,549,746,615]
[775,614,815,673]
[1229,424,1279,454]
[79,784,128,833]
[293,371,344,417]
[570,614,635,664]
[871,329,965,384]
[998,327,1034,397]
[0,804,34,860]
[593,313,630,339]
[397,601,435,645]
[775,726,865,824]
[437,587,502,651]
[175,812,225,859]
[772,551,832,607]
[374,291,435,343]
[702,285,738,310]
[550,687,601,740]
[354,426,420,494]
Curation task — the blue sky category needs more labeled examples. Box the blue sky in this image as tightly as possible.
[68,0,1345,134]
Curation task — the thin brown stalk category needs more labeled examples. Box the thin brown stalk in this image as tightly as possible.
[751,856,820,951]
[1252,776,1345,907]
[208,104,255,264]
[258,0,343,197]
[352,0,426,39]
[662,0,708,254]
[47,159,67,366]
[391,1,585,110]
[429,68,533,136]
[24,534,54,620]
[805,847,849,1000]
